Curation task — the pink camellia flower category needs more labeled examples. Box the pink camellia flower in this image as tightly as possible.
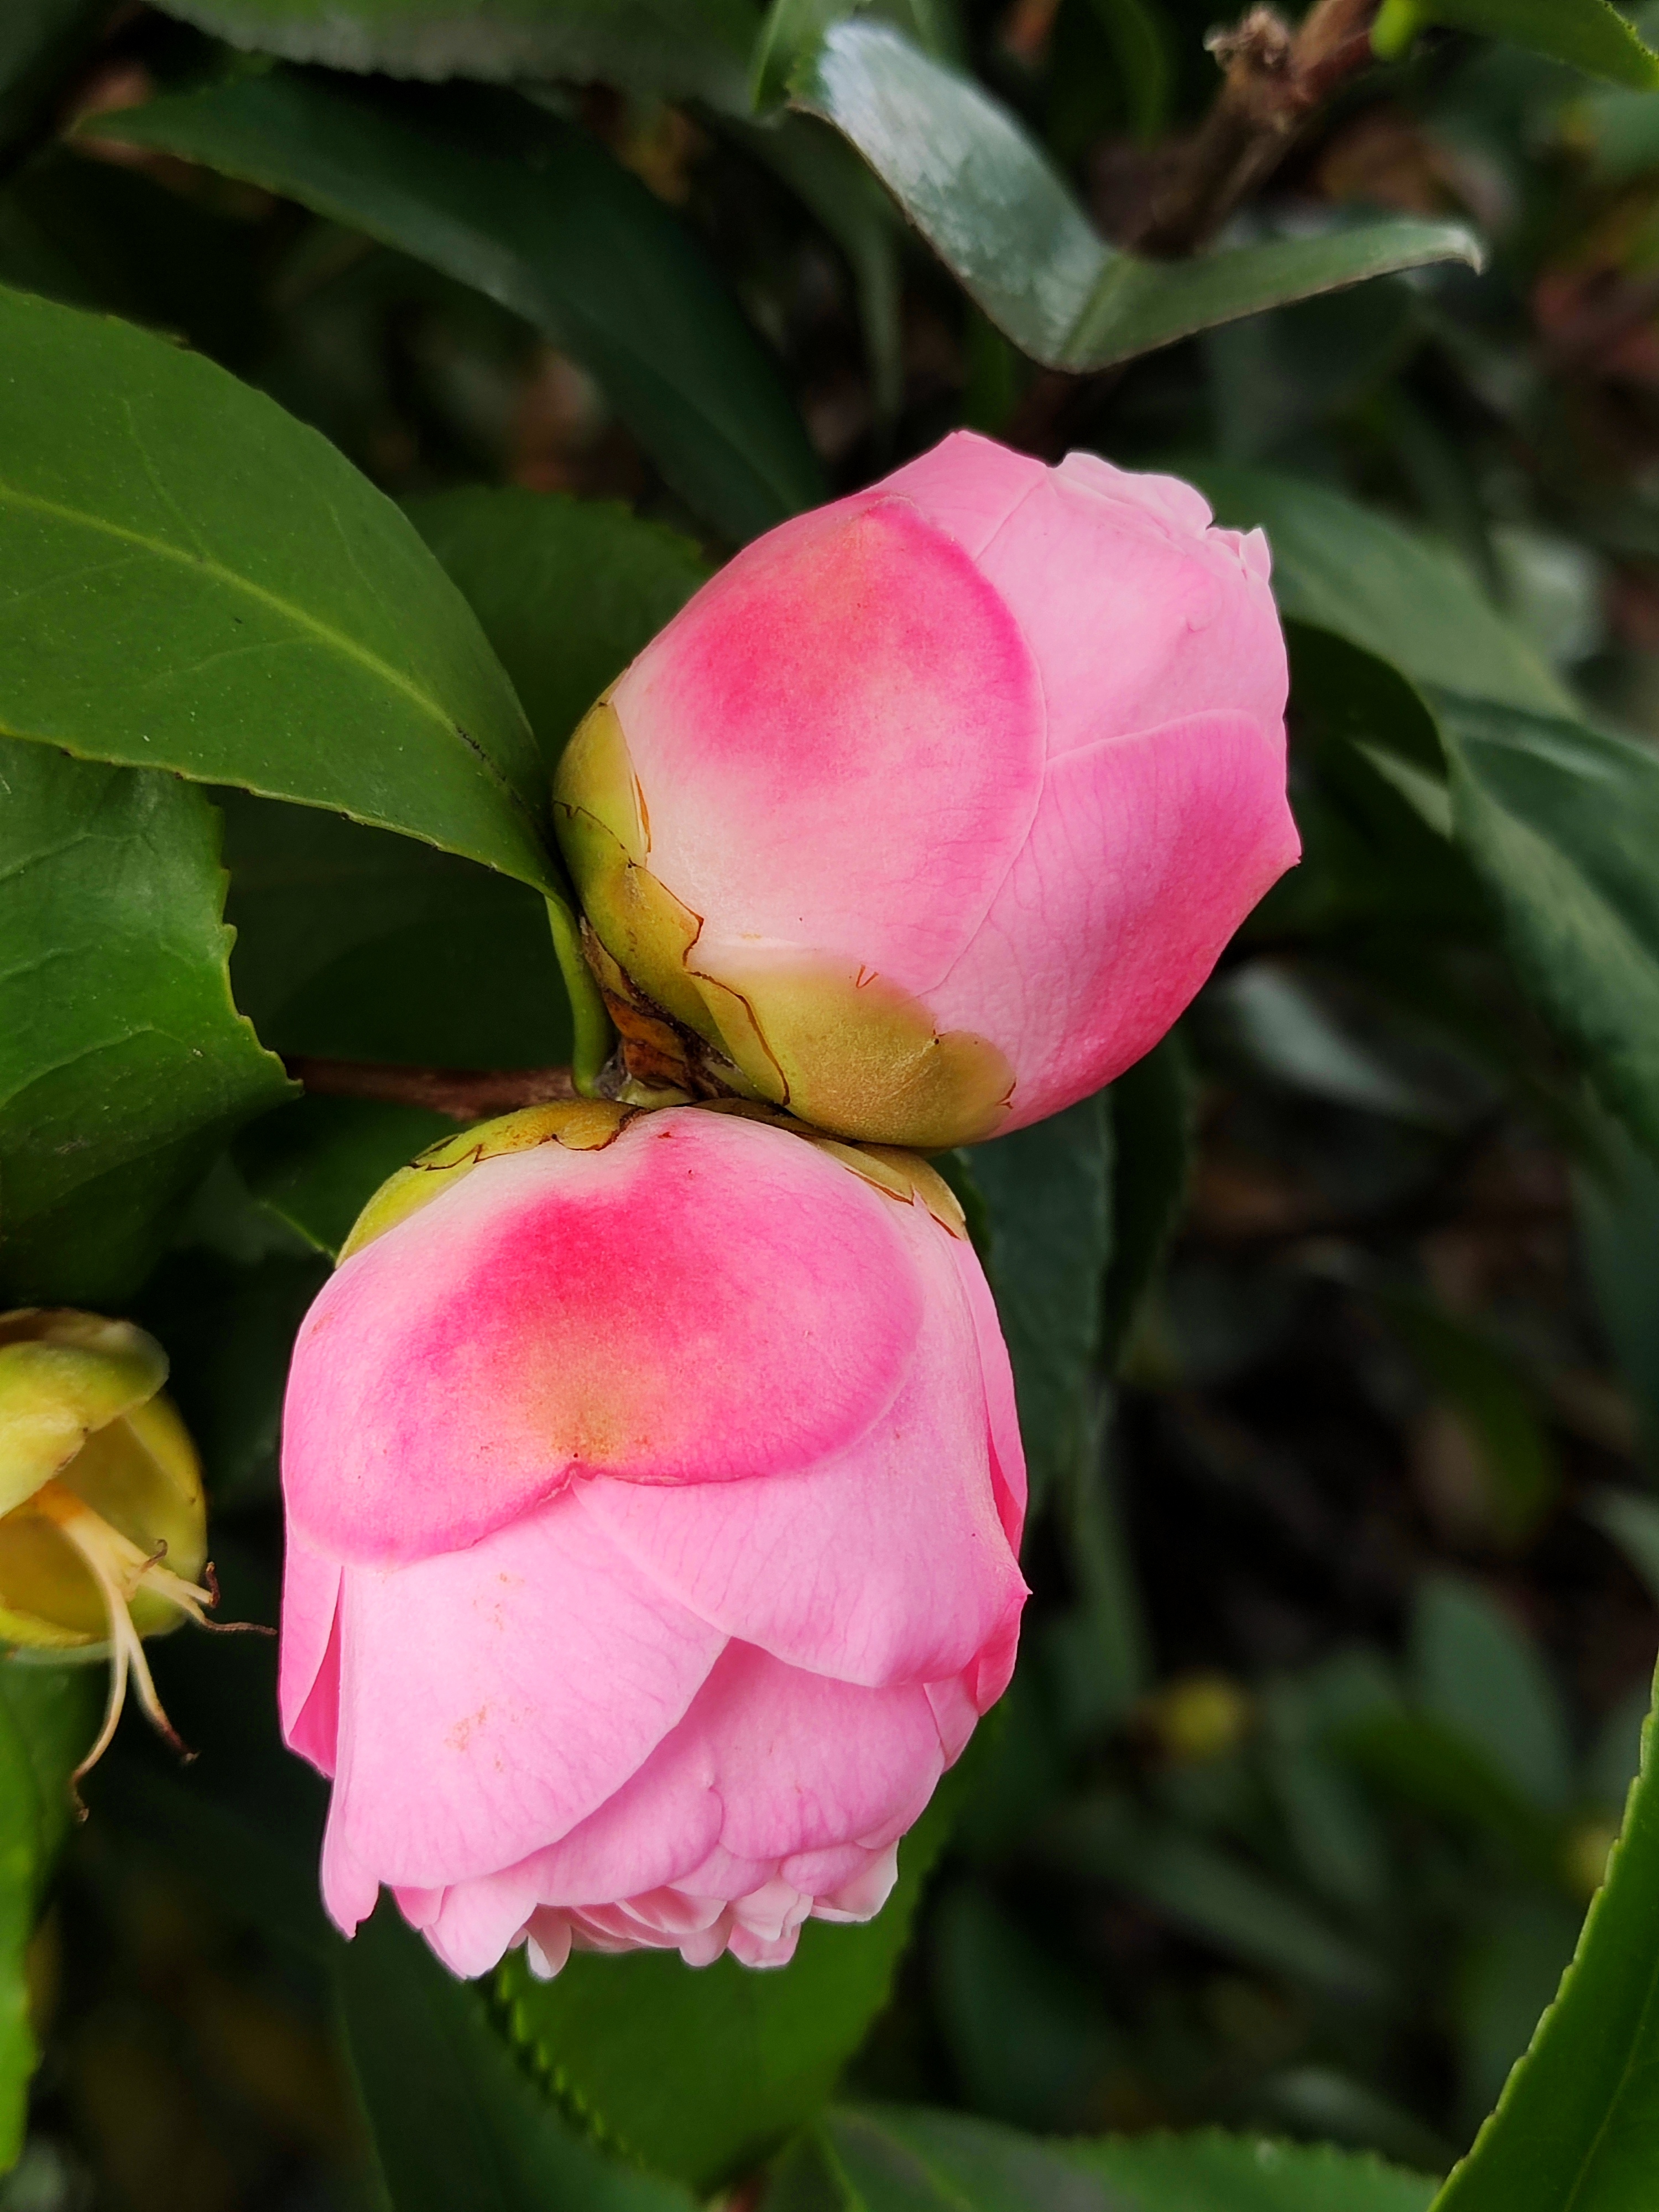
[279,1100,1025,1979]
[555,430,1297,1151]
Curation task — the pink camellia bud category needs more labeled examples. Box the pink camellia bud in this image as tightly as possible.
[279,1101,1025,1979]
[555,430,1296,1150]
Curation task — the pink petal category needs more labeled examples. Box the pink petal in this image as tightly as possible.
[614,493,1045,1000]
[499,1642,947,1912]
[573,1196,1025,1687]
[398,1866,546,1980]
[284,1110,922,1565]
[947,1230,1027,1546]
[925,1674,980,1765]
[938,710,1300,1130]
[973,463,1287,761]
[813,1844,900,1922]
[278,1527,342,1775]
[1056,448,1217,537]
[318,1492,725,1918]
[878,429,1048,557]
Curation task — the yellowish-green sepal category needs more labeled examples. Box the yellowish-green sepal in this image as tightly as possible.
[338,1100,635,1264]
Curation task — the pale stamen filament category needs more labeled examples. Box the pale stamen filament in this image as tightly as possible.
[29,1481,224,1799]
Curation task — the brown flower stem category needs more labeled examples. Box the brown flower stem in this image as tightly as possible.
[1007,0,1386,458]
[284,1056,577,1123]
[1133,0,1384,258]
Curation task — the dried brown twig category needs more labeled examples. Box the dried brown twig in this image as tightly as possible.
[283,1057,576,1124]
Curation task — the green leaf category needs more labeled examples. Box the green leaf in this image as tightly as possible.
[236,1095,453,1256]
[790,20,1482,372]
[1373,0,1659,91]
[96,70,826,544]
[153,0,760,107]
[0,280,554,889]
[1408,1574,1572,1814]
[1335,1708,1558,1872]
[405,487,709,772]
[1082,0,1171,145]
[969,1095,1111,1512]
[929,1884,1115,2130]
[1586,1486,1659,1611]
[1187,466,1570,716]
[1437,693,1659,1163]
[218,791,575,1070]
[0,740,292,1303]
[722,112,904,422]
[495,1771,966,2193]
[1043,1801,1386,1998]
[1575,1114,1659,1464]
[1431,1661,1659,2212]
[0,1661,101,2167]
[750,0,959,112]
[337,1901,697,2212]
[771,2106,1438,2211]
[1101,1035,1192,1371]
[1456,1894,1585,2132]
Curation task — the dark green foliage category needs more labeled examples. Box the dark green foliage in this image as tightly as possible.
[7,1,1659,2206]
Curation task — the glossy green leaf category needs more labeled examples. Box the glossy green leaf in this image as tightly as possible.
[0,1662,101,2167]
[1188,467,1569,716]
[0,281,552,892]
[969,1095,1110,1512]
[1436,693,1659,1164]
[405,487,709,771]
[96,70,826,544]
[751,0,959,112]
[0,741,292,1303]
[153,0,759,107]
[1373,0,1659,91]
[337,1901,697,2212]
[1455,1894,1585,2131]
[236,1095,453,1256]
[218,791,574,1071]
[495,1772,966,2193]
[790,20,1481,372]
[1431,1662,1659,2212]
[770,2106,1438,2211]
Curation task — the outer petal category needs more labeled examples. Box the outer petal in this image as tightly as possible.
[612,493,1045,1000]
[318,1491,725,1923]
[574,1195,1025,1688]
[877,430,1047,557]
[284,1111,922,1564]
[935,710,1300,1130]
[279,1526,343,1775]
[947,1230,1027,1548]
[973,456,1287,761]
[497,1642,947,1912]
